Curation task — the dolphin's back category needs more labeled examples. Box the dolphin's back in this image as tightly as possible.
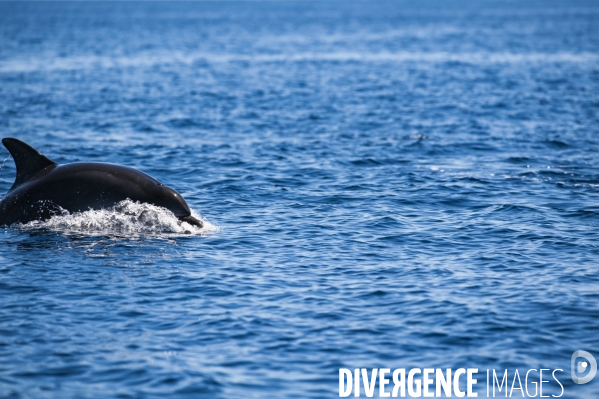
[0,139,201,227]
[0,163,157,225]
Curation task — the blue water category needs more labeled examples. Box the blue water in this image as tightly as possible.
[1,1,599,398]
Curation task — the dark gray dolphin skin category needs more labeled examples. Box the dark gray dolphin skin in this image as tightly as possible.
[0,138,203,228]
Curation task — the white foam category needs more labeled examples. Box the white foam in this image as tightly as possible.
[17,199,218,237]
[1,51,597,73]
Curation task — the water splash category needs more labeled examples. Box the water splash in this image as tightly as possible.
[0,155,12,175]
[17,199,218,237]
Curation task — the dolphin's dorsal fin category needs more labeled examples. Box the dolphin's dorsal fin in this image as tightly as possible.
[2,138,56,191]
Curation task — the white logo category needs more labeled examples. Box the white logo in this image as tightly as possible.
[571,350,597,384]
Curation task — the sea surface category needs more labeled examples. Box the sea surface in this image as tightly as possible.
[1,1,599,398]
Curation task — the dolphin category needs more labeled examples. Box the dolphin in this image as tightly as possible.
[0,138,203,228]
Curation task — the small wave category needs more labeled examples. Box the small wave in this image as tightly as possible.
[1,51,597,73]
[17,200,217,237]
